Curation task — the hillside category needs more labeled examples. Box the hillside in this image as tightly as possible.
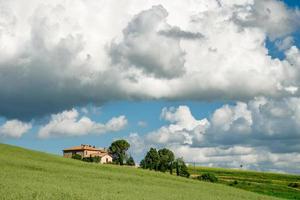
[188,166,300,199]
[0,144,280,200]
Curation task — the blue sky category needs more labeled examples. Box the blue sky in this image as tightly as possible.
[283,0,300,8]
[1,0,300,173]
[3,100,226,155]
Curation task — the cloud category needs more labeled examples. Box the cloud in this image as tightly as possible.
[1,0,300,119]
[146,106,209,145]
[158,26,204,40]
[147,98,300,152]
[137,121,147,127]
[37,108,127,138]
[275,36,294,51]
[232,0,300,39]
[172,145,300,174]
[136,98,300,173]
[127,133,147,156]
[109,5,186,79]
[0,120,32,138]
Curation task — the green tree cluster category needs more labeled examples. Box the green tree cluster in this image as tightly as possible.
[140,148,189,178]
[140,148,160,170]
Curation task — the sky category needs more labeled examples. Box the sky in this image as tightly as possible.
[1,0,300,174]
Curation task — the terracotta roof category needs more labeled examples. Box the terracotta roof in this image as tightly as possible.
[63,145,107,152]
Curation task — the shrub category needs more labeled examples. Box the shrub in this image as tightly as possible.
[92,156,100,163]
[71,154,82,160]
[82,157,93,162]
[82,156,100,163]
[288,182,299,188]
[198,173,218,183]
[229,180,238,186]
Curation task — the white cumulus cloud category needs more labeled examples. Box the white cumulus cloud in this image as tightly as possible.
[38,108,127,138]
[146,106,209,145]
[0,120,32,138]
[132,97,300,173]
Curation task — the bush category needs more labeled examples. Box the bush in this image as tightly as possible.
[71,154,82,160]
[198,173,218,183]
[92,156,100,163]
[229,180,238,186]
[82,156,100,163]
[288,182,299,188]
[82,157,93,162]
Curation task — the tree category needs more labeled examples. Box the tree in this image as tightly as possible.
[140,148,189,178]
[109,139,130,165]
[158,148,175,173]
[141,148,175,174]
[144,148,160,170]
[175,158,190,178]
[140,159,146,168]
[126,156,135,166]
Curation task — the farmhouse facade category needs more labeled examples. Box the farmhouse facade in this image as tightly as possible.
[63,144,112,164]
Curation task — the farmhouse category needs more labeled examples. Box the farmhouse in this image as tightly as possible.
[63,144,112,164]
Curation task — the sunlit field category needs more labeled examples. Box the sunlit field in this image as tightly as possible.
[189,166,300,199]
[0,144,280,200]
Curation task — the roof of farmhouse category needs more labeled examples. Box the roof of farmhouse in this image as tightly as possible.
[63,144,107,152]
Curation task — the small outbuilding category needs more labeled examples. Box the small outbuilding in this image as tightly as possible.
[63,144,112,164]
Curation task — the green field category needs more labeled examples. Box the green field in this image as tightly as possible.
[188,166,300,199]
[0,144,282,200]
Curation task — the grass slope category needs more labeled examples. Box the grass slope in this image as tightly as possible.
[189,166,300,199]
[0,144,280,200]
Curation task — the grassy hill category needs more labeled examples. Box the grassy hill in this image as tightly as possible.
[0,144,283,200]
[188,166,300,199]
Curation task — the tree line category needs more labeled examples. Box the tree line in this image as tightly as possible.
[72,139,189,178]
[140,147,190,178]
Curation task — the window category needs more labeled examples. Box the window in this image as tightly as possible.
[106,158,108,163]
